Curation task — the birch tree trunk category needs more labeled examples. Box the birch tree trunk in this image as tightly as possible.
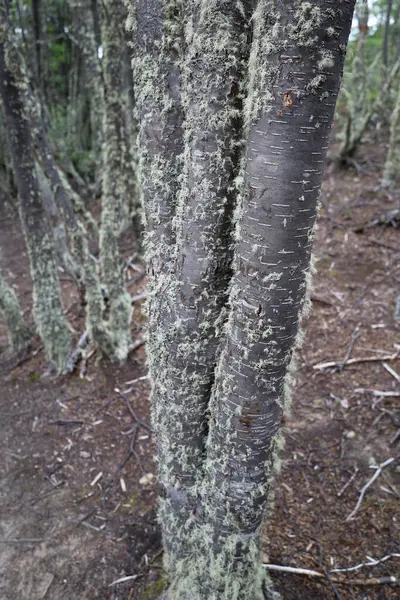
[0,269,31,352]
[131,1,355,599]
[0,4,72,374]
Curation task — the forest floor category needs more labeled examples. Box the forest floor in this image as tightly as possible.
[0,136,399,600]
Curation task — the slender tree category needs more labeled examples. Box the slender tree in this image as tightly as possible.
[382,78,400,187]
[130,1,356,599]
[383,0,393,67]
[0,268,30,352]
[67,0,104,155]
[0,1,72,373]
[97,0,135,362]
[338,0,371,161]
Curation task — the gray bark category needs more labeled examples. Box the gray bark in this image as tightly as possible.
[154,0,253,575]
[68,0,104,154]
[133,1,356,599]
[339,0,370,161]
[382,79,400,187]
[383,0,393,67]
[0,3,72,374]
[0,269,31,352]
[196,3,355,597]
[97,0,135,362]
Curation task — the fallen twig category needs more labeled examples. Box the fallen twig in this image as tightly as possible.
[124,375,150,386]
[342,326,361,370]
[109,574,142,586]
[331,553,400,573]
[310,293,334,306]
[382,362,400,384]
[346,457,395,521]
[0,538,47,543]
[337,467,359,497]
[314,349,399,371]
[50,419,84,426]
[115,389,152,433]
[263,563,397,586]
[355,388,400,397]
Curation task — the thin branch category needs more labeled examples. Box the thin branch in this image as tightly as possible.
[109,574,142,586]
[263,564,397,586]
[342,326,361,369]
[355,388,400,397]
[346,457,395,521]
[337,467,359,497]
[382,362,400,384]
[115,388,152,433]
[313,349,399,371]
[0,538,47,543]
[331,553,400,574]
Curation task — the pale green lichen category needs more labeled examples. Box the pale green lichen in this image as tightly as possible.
[382,78,400,187]
[0,11,72,374]
[127,1,355,598]
[0,269,31,351]
[28,233,73,373]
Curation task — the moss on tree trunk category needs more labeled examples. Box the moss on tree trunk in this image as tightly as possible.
[130,1,355,598]
[0,5,72,374]
[0,269,30,352]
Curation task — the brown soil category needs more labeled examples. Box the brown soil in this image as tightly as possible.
[0,137,399,600]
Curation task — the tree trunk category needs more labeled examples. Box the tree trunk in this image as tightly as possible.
[0,4,72,374]
[339,0,369,161]
[0,269,31,352]
[383,0,393,67]
[196,3,355,597]
[131,0,355,599]
[97,0,136,362]
[143,0,253,575]
[382,79,400,187]
[67,0,104,155]
[31,0,45,100]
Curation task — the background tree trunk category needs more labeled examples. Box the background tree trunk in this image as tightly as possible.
[67,0,104,155]
[0,4,72,373]
[382,78,400,187]
[0,269,31,352]
[97,0,135,362]
[383,0,393,67]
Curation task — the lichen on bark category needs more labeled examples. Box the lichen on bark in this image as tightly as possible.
[0,268,31,352]
[382,78,400,187]
[97,0,136,362]
[131,1,356,598]
[0,5,72,374]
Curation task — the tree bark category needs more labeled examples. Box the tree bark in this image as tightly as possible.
[67,0,104,155]
[0,269,31,352]
[383,0,393,67]
[0,3,72,374]
[138,1,355,599]
[382,77,400,187]
[151,0,254,576]
[339,0,369,161]
[97,0,136,362]
[31,0,45,100]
